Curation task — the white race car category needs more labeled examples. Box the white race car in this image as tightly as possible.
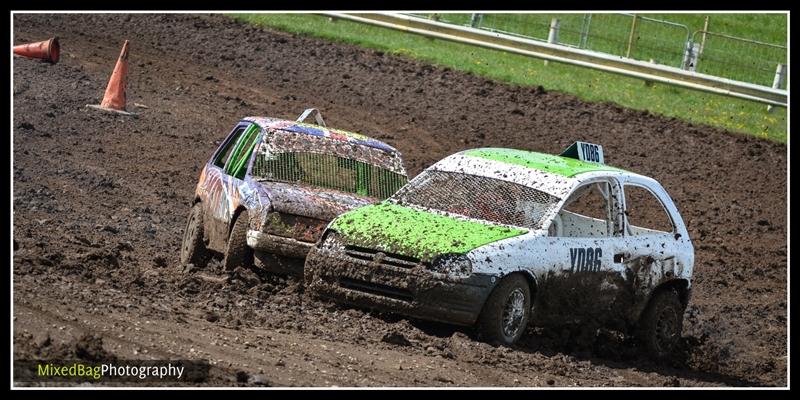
[305,142,694,359]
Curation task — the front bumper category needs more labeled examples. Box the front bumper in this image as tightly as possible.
[247,230,314,259]
[304,246,496,326]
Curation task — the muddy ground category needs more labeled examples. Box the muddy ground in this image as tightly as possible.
[12,14,787,387]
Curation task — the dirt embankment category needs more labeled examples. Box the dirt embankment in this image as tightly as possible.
[13,14,786,386]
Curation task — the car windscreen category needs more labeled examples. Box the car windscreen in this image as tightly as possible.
[390,170,560,229]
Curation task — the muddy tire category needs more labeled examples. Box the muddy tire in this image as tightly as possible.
[180,203,209,268]
[223,210,254,271]
[637,288,685,360]
[477,274,531,346]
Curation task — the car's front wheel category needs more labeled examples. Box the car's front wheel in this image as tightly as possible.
[180,203,209,268]
[637,288,685,360]
[223,210,254,271]
[477,274,531,345]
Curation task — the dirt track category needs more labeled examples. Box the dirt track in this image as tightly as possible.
[12,14,787,387]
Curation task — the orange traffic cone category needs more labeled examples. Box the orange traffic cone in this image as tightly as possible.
[13,37,60,63]
[87,40,136,116]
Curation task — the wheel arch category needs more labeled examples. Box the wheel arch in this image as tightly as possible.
[477,270,537,311]
[482,270,538,307]
[634,278,691,324]
[650,278,691,308]
[513,269,539,298]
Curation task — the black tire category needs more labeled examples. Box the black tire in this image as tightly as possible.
[223,210,254,271]
[477,274,531,345]
[180,203,209,268]
[637,288,685,360]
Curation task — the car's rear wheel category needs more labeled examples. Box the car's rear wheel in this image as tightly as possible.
[223,210,254,271]
[180,203,209,268]
[637,288,685,360]
[477,274,531,345]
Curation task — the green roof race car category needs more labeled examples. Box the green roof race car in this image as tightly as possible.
[304,142,694,359]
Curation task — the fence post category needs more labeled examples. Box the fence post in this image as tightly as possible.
[548,18,560,44]
[683,41,700,72]
[681,40,692,69]
[469,13,482,28]
[544,18,560,66]
[626,14,639,58]
[767,63,787,112]
[644,59,656,86]
[579,14,592,49]
[700,16,710,54]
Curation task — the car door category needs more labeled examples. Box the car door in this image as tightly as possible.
[202,122,261,250]
[539,178,626,323]
[617,180,682,294]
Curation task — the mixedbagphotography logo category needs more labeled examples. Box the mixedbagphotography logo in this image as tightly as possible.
[14,359,210,383]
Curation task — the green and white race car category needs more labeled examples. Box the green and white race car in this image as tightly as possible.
[304,142,694,358]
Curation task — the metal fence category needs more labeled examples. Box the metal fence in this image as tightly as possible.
[406,13,787,91]
[688,31,787,89]
[333,13,786,106]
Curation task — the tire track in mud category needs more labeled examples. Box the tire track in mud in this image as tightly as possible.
[13,13,786,386]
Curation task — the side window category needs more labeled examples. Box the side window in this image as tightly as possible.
[551,182,613,238]
[224,124,261,180]
[213,125,248,168]
[623,185,674,235]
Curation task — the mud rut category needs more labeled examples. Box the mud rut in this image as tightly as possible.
[12,14,786,387]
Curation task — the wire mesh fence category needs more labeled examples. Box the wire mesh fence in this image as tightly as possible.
[406,13,689,65]
[619,14,689,67]
[690,31,787,88]
[403,13,787,89]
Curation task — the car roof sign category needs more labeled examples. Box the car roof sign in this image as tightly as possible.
[560,141,604,164]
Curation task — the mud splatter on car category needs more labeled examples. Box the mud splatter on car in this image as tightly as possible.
[181,109,409,274]
[306,142,694,359]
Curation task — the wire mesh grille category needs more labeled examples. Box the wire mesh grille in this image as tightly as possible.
[393,170,560,229]
[270,130,405,174]
[252,152,408,200]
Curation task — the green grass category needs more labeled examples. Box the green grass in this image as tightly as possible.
[231,13,787,143]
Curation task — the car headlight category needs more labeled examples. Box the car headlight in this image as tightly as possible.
[431,254,472,276]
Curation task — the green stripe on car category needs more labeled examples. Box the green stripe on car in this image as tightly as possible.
[330,202,528,260]
[464,148,625,177]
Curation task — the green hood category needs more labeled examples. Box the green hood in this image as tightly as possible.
[329,202,528,260]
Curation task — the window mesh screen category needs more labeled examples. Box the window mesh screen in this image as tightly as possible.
[270,130,405,174]
[253,152,408,200]
[394,170,560,229]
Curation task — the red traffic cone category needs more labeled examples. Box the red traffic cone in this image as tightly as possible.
[87,40,136,116]
[13,37,60,63]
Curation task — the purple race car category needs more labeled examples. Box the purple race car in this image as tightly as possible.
[180,109,408,275]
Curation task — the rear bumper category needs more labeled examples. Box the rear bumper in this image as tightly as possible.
[247,230,314,259]
[304,246,496,326]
